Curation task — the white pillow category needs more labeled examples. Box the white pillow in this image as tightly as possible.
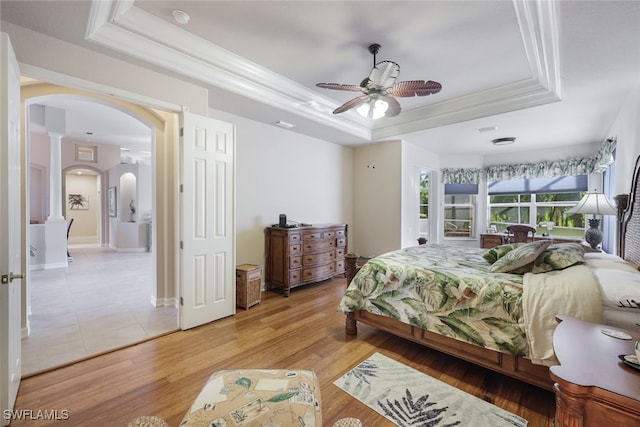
[592,268,640,309]
[584,253,639,273]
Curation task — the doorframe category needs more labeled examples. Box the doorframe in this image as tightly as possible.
[20,80,182,339]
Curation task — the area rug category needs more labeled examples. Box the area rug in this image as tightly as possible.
[334,352,527,427]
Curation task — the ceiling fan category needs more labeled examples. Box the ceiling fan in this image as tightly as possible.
[316,43,442,120]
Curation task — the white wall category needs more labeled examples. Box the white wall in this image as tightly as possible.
[208,108,354,267]
[608,78,640,193]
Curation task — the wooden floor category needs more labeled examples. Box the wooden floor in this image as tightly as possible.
[12,277,555,426]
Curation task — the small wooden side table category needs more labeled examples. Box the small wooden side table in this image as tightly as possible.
[550,315,640,427]
[236,264,262,309]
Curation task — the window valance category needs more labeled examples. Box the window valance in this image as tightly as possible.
[441,138,616,184]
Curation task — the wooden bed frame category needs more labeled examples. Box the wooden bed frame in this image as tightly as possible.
[344,155,640,392]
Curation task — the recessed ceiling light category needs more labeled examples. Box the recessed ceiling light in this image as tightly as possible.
[172,9,190,25]
[275,120,295,129]
[478,126,497,133]
[492,137,516,146]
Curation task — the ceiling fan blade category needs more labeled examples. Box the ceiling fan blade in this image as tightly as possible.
[380,95,401,117]
[316,83,364,92]
[333,95,370,114]
[368,61,400,89]
[390,80,442,97]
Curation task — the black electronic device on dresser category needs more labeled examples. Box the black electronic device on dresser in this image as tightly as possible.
[273,214,311,228]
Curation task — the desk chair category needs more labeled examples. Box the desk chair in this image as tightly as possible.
[506,224,536,243]
[67,218,74,259]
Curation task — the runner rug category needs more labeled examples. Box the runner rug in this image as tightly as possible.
[333,352,527,427]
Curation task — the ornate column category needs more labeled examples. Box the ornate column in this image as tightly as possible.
[42,106,67,269]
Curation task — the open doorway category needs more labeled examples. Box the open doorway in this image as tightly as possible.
[23,87,178,375]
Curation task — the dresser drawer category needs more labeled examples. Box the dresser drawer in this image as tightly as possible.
[303,250,335,266]
[336,247,345,258]
[335,228,346,238]
[323,231,335,239]
[289,269,301,285]
[290,256,302,269]
[289,244,302,256]
[335,259,345,273]
[303,240,335,251]
[336,237,347,247]
[303,231,323,240]
[302,263,335,281]
[288,233,302,244]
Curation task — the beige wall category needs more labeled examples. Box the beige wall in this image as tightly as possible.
[352,140,402,257]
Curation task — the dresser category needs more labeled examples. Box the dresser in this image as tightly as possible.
[265,224,347,296]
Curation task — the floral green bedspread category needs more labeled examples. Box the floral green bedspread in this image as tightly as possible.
[337,244,529,356]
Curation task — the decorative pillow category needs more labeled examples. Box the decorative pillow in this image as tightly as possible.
[531,243,586,273]
[482,243,523,264]
[489,240,551,274]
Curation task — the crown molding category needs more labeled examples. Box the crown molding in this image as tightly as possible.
[86,0,371,140]
[86,0,560,142]
[372,0,561,140]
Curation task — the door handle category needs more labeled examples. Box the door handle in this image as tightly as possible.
[1,272,24,285]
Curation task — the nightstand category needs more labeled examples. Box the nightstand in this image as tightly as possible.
[550,315,640,426]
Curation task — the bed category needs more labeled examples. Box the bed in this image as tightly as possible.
[339,156,640,391]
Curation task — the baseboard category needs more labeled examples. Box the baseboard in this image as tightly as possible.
[151,296,177,308]
[113,247,149,253]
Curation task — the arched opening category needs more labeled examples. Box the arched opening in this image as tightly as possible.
[22,84,178,375]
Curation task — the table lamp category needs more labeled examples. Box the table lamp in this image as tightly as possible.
[566,191,617,249]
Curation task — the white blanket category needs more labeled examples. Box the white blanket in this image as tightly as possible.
[523,264,603,366]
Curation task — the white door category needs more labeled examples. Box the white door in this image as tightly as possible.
[0,33,23,426]
[180,112,235,330]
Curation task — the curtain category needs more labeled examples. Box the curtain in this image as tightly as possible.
[441,138,616,184]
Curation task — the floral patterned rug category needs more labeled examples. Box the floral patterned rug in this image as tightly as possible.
[334,352,527,427]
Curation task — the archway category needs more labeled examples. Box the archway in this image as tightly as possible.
[21,83,179,374]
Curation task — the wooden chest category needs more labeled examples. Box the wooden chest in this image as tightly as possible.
[264,224,347,296]
[236,264,262,309]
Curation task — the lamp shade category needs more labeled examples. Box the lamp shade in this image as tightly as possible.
[566,192,617,215]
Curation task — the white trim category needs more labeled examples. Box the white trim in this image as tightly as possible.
[84,0,561,142]
[151,296,177,308]
[19,64,183,113]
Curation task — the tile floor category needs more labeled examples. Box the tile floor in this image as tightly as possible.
[23,246,178,376]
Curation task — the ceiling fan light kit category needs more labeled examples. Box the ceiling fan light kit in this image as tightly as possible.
[316,43,442,120]
[357,97,389,119]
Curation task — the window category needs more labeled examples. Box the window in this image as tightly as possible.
[419,170,429,240]
[488,175,587,237]
[444,183,477,238]
[75,144,97,163]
